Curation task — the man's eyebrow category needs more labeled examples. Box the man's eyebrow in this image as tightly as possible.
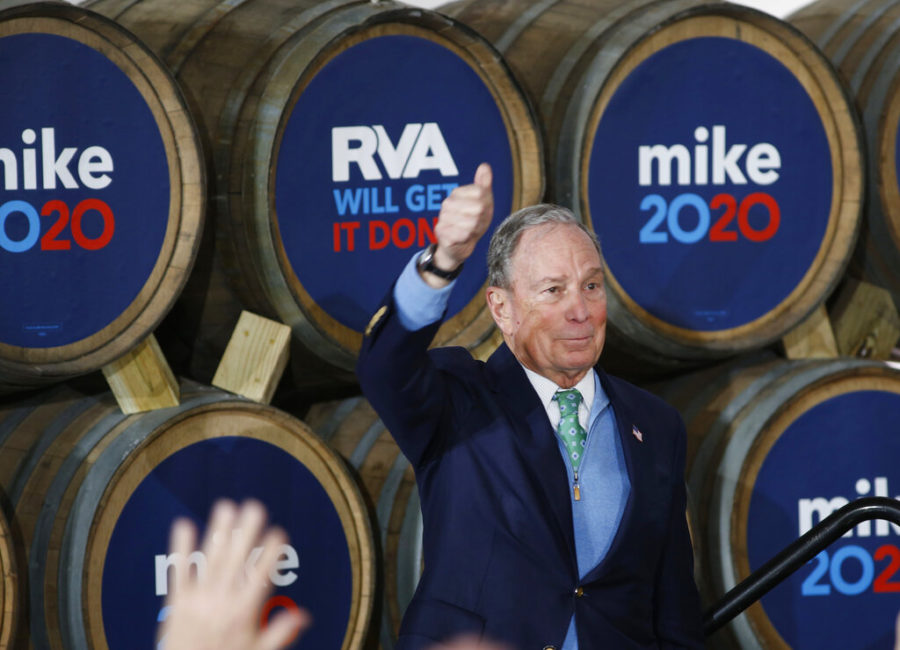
[531,275,567,288]
[573,267,605,283]
[529,268,604,288]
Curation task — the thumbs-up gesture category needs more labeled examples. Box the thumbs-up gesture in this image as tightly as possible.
[426,163,494,281]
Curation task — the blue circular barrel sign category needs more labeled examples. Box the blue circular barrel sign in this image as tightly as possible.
[85,404,374,649]
[581,14,860,356]
[274,30,520,350]
[0,6,202,387]
[718,367,900,648]
[745,387,900,648]
[0,32,167,345]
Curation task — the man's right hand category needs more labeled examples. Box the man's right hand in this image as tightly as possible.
[420,163,493,287]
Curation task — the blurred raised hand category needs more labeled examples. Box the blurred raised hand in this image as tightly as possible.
[157,499,309,650]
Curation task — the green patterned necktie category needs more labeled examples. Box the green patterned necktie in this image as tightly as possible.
[553,389,588,476]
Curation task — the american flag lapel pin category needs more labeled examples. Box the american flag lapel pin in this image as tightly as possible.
[632,425,643,442]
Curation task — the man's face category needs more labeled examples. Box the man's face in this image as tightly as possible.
[486,222,607,388]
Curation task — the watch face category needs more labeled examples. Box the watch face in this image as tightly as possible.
[420,245,460,280]
[416,245,433,270]
[422,245,435,265]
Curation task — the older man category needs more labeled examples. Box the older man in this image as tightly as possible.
[357,164,703,649]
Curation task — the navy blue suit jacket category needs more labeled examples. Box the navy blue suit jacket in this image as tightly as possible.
[357,295,703,649]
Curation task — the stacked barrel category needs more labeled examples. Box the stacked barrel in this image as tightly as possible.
[5,0,900,648]
[0,2,204,393]
[0,379,375,649]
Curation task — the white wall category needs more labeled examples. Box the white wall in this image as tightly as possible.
[66,0,814,19]
[731,0,813,17]
[403,0,813,19]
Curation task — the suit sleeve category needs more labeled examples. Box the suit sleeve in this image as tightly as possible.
[653,412,705,649]
[356,289,452,469]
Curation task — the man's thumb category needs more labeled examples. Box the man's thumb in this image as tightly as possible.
[474,162,492,189]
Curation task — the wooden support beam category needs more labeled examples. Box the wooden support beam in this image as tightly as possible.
[213,311,291,404]
[830,278,900,359]
[781,303,839,359]
[102,334,180,414]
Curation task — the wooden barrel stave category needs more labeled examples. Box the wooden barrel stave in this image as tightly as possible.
[85,0,227,69]
[790,0,900,309]
[0,503,18,650]
[306,397,421,650]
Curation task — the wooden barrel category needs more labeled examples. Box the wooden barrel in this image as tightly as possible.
[304,397,420,650]
[0,507,17,650]
[656,357,900,649]
[84,0,543,390]
[0,3,205,393]
[443,0,863,370]
[790,0,900,310]
[0,380,374,650]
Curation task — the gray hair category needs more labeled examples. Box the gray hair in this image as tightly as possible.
[486,203,602,289]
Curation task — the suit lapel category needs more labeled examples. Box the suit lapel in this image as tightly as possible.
[486,344,576,564]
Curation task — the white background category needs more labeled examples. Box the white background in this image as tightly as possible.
[66,0,814,19]
[402,0,814,19]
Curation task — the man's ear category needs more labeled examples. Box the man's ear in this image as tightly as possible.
[486,286,513,336]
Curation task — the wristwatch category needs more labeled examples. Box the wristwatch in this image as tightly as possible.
[416,243,464,280]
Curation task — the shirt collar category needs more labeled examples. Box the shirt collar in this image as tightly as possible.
[521,365,598,413]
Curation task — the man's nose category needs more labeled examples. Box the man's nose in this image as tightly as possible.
[566,290,589,321]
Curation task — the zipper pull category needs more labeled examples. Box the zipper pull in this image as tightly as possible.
[573,471,581,501]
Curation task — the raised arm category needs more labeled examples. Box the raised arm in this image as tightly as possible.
[356,163,494,466]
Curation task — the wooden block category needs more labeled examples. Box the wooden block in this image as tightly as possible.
[212,311,291,404]
[830,278,900,359]
[102,334,180,414]
[781,303,839,359]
